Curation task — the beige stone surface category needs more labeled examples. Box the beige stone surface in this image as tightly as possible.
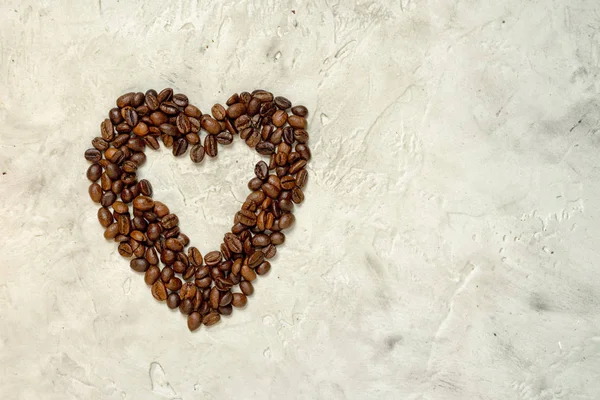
[1,1,599,399]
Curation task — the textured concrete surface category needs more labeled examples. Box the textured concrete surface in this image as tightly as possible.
[1,1,600,399]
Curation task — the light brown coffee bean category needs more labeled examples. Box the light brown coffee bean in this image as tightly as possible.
[187,312,202,331]
[144,266,161,285]
[241,265,257,281]
[231,293,248,308]
[133,196,154,211]
[204,251,222,266]
[203,312,221,326]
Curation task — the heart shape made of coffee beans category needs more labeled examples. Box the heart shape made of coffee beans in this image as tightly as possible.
[85,88,310,331]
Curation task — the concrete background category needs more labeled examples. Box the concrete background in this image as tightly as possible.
[1,1,599,399]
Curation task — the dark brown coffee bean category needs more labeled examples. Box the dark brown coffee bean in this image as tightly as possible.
[100,191,116,207]
[203,312,221,326]
[247,177,263,191]
[256,260,271,275]
[288,115,307,129]
[160,101,179,115]
[144,266,161,285]
[195,276,212,289]
[292,187,304,204]
[270,232,285,245]
[186,311,201,331]
[216,131,233,145]
[177,298,193,315]
[261,183,280,199]
[150,111,168,126]
[87,164,102,182]
[117,214,131,235]
[179,282,197,300]
[238,209,257,226]
[231,293,248,308]
[201,116,221,135]
[159,123,178,136]
[151,280,168,301]
[211,104,226,120]
[280,175,296,190]
[255,161,269,180]
[103,223,119,239]
[190,144,205,163]
[279,213,295,229]
[252,234,271,247]
[185,133,200,145]
[109,107,123,124]
[118,242,133,257]
[165,277,182,291]
[97,207,113,228]
[173,138,188,156]
[176,113,191,134]
[241,265,257,281]
[238,281,253,297]
[248,251,265,269]
[273,95,291,109]
[146,223,161,241]
[116,92,134,108]
[262,244,277,259]
[145,92,160,110]
[204,134,217,157]
[133,195,154,211]
[188,247,203,267]
[295,168,308,188]
[226,103,246,119]
[165,238,184,252]
[272,110,288,127]
[145,136,160,150]
[130,257,149,273]
[161,213,179,229]
[291,105,308,117]
[184,104,202,118]
[245,129,261,148]
[167,293,180,309]
[115,122,131,133]
[92,137,109,152]
[84,148,101,162]
[218,291,232,307]
[224,233,243,253]
[204,251,222,266]
[157,88,173,104]
[145,247,159,265]
[100,119,115,141]
[172,93,188,107]
[88,183,102,203]
[121,106,139,127]
[256,142,275,155]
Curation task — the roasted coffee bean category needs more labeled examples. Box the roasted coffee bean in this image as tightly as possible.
[87,164,102,182]
[173,138,188,156]
[109,107,123,124]
[190,144,205,163]
[245,129,261,147]
[201,116,221,135]
[151,280,168,301]
[248,251,265,269]
[241,265,257,281]
[144,265,161,285]
[224,233,243,254]
[167,293,181,309]
[252,234,270,247]
[130,258,149,273]
[173,93,189,107]
[160,101,179,115]
[255,161,269,180]
[133,196,154,211]
[186,312,202,331]
[121,106,139,127]
[256,261,271,275]
[231,293,248,308]
[291,105,308,117]
[272,110,288,127]
[100,119,115,141]
[117,92,135,108]
[204,251,222,266]
[166,238,184,252]
[262,244,277,259]
[274,96,292,109]
[100,191,116,207]
[204,134,218,157]
[295,169,308,188]
[161,213,179,229]
[203,312,221,326]
[188,247,203,266]
[270,232,285,245]
[248,177,263,191]
[92,137,110,151]
[226,103,246,119]
[165,277,182,291]
[118,242,133,257]
[256,142,275,155]
[98,207,113,227]
[84,148,102,162]
[292,187,304,204]
[216,131,233,145]
[238,209,257,226]
[145,92,160,110]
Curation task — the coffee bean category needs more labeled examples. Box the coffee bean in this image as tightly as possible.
[211,104,226,120]
[231,293,248,308]
[166,238,184,252]
[173,93,189,107]
[173,138,188,156]
[160,101,179,115]
[238,209,257,226]
[190,144,205,163]
[204,134,218,157]
[188,247,203,266]
[204,251,222,266]
[167,293,180,309]
[255,161,269,180]
[118,242,133,257]
[248,251,265,269]
[291,187,304,204]
[295,169,308,188]
[216,131,233,145]
[224,233,243,254]
[241,265,257,281]
[262,244,277,259]
[161,213,179,229]
[165,277,182,291]
[256,261,271,275]
[144,266,161,285]
[288,115,307,129]
[84,148,101,162]
[97,207,113,227]
[121,106,139,127]
[87,164,102,182]
[274,96,291,109]
[251,234,270,247]
[133,196,154,211]
[130,257,149,272]
[186,311,201,331]
[291,105,308,117]
[109,108,123,124]
[201,116,221,135]
[100,191,116,207]
[151,280,168,301]
[270,232,285,245]
[272,110,288,127]
[279,213,295,229]
[117,92,135,108]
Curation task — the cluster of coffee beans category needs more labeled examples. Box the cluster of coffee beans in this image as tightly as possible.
[85,89,310,331]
